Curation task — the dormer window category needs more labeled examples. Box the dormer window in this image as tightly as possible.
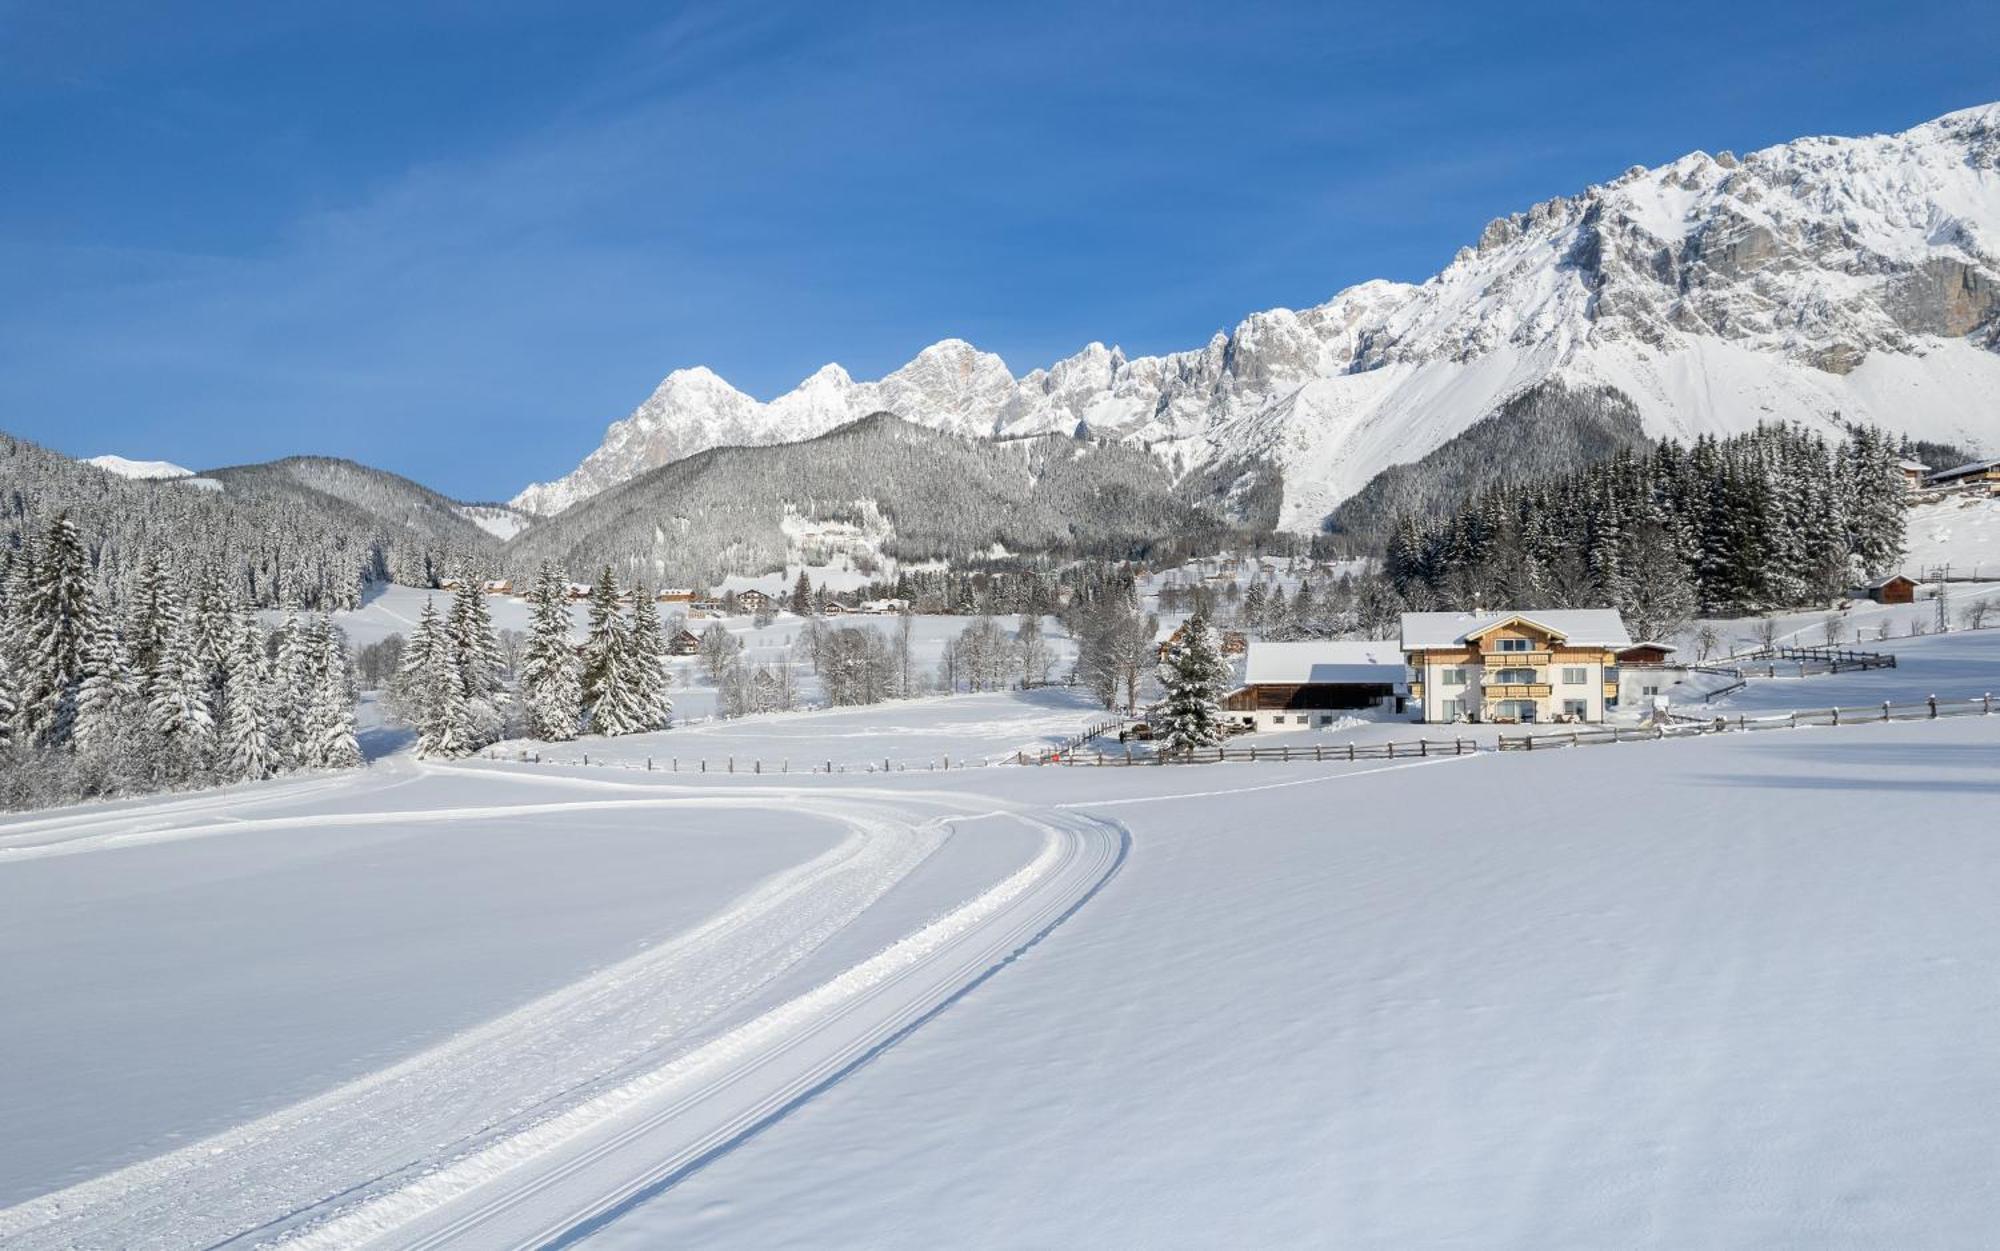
[1494,638,1531,652]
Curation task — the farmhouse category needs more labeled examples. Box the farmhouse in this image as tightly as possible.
[482,579,512,595]
[665,628,701,656]
[1925,458,2000,494]
[736,589,773,613]
[1865,573,1919,604]
[1402,609,1632,724]
[656,587,696,605]
[1896,458,1930,490]
[1224,640,1408,732]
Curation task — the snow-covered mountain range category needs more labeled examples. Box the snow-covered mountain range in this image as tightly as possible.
[514,103,2000,528]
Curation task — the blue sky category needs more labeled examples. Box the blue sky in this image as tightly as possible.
[3,1,1996,501]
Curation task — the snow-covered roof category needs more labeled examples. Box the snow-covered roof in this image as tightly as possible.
[1928,458,2000,480]
[1400,610,1633,650]
[1244,641,1406,687]
[1865,573,1918,588]
[1897,458,1931,471]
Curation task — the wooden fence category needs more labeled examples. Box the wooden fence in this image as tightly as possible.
[1500,692,1998,751]
[1023,717,1127,765]
[1037,736,1481,766]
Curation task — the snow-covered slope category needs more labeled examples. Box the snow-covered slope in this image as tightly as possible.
[455,503,533,541]
[516,104,2000,525]
[85,455,194,480]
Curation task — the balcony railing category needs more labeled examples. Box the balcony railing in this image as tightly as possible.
[1481,649,1551,664]
[1484,683,1552,699]
[1481,670,1547,687]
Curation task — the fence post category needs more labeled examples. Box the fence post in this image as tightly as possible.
[1987,693,1993,716]
[755,759,761,774]
[647,756,652,771]
[885,758,891,773]
[1387,741,1395,759]
[1882,702,1890,722]
[1348,743,1356,762]
[1929,695,1938,719]
[1420,740,1427,757]
[945,754,951,770]
[1831,707,1839,726]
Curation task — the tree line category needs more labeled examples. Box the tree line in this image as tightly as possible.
[1382,423,1909,637]
[0,515,360,811]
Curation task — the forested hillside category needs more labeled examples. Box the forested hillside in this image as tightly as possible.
[1383,423,1909,636]
[1,434,496,609]
[503,413,1223,588]
[1324,382,1653,548]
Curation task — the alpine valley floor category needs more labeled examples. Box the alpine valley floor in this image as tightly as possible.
[4,637,2000,1248]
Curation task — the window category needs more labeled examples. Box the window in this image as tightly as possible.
[1495,668,1536,684]
[1563,699,1588,718]
[1562,666,1589,685]
[1495,638,1531,652]
[1440,666,1468,685]
[1604,666,1621,683]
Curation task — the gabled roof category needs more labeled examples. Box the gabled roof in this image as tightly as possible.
[1896,458,1930,472]
[1401,609,1633,650]
[1865,573,1919,588]
[1619,640,1679,654]
[1928,458,2000,480]
[1244,640,1407,689]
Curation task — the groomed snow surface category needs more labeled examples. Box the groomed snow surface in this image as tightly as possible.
[4,631,2000,1247]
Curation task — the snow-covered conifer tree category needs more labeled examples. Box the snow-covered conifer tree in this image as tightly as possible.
[73,602,141,752]
[520,563,582,741]
[1155,611,1229,755]
[15,515,94,748]
[304,615,362,769]
[148,601,216,775]
[223,615,279,780]
[627,587,674,732]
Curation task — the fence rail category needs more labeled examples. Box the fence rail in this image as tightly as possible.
[1500,693,1998,751]
[1035,736,1480,767]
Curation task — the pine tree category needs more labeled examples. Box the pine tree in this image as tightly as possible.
[581,567,625,712]
[627,587,674,731]
[1156,612,1229,754]
[148,602,216,776]
[304,615,362,769]
[520,563,582,741]
[0,634,18,751]
[271,608,314,767]
[73,601,141,752]
[223,616,279,780]
[790,569,813,616]
[15,515,94,748]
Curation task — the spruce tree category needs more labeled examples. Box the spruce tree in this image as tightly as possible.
[1156,611,1229,754]
[627,587,674,732]
[305,615,362,769]
[223,616,279,780]
[147,603,216,776]
[15,515,94,748]
[521,563,582,741]
[73,602,141,752]
[790,569,813,616]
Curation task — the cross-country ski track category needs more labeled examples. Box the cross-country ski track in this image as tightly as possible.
[0,763,1127,1251]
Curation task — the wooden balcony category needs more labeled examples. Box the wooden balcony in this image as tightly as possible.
[1480,650,1551,665]
[1484,683,1552,699]
[1481,671,1547,687]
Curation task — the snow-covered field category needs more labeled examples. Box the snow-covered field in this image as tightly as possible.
[5,629,2000,1247]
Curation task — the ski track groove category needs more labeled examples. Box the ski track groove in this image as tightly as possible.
[0,768,1124,1251]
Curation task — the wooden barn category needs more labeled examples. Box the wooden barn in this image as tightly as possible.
[1865,573,1919,604]
[1227,641,1408,732]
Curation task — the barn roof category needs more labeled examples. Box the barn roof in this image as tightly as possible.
[1244,641,1407,688]
[1401,609,1633,650]
[1865,573,1918,589]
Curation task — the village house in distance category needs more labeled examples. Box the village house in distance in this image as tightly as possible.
[1402,609,1633,725]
